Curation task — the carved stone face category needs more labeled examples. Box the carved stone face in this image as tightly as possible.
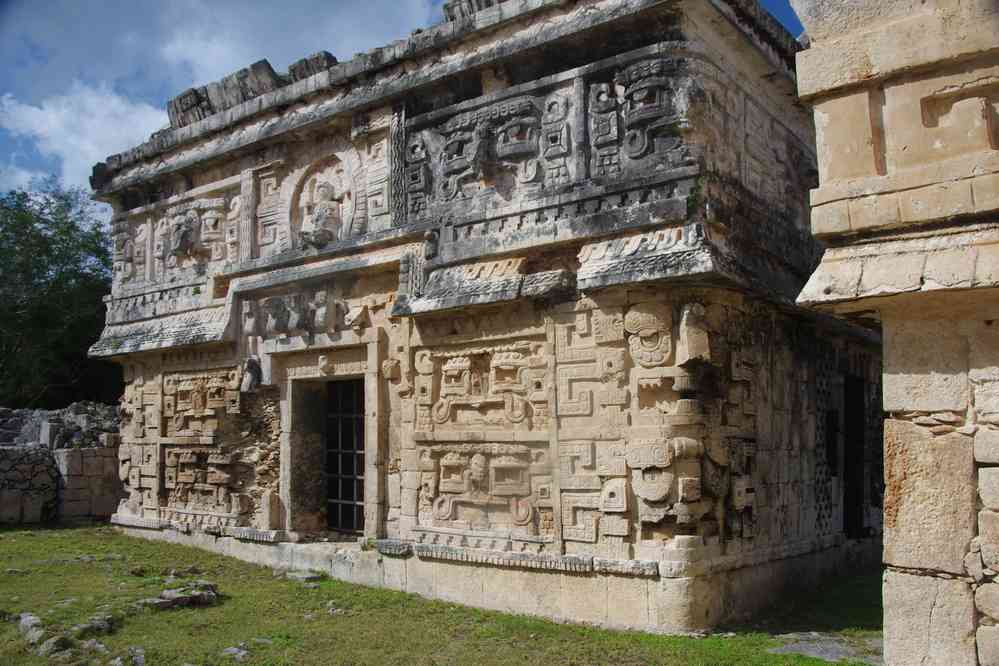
[622,77,674,128]
[495,116,539,160]
[469,453,488,486]
[407,136,428,163]
[170,213,197,257]
[616,59,679,129]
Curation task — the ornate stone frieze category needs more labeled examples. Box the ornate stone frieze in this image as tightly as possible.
[414,543,592,572]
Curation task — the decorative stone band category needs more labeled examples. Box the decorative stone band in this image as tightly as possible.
[414,543,594,573]
[658,533,847,578]
[223,527,288,543]
[110,513,167,530]
[93,243,410,359]
[592,557,660,578]
[375,539,413,557]
[394,267,572,316]
[435,174,696,266]
[89,306,230,358]
[797,224,999,309]
[111,513,288,544]
[577,222,720,291]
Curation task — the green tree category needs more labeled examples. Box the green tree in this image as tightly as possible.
[0,178,121,408]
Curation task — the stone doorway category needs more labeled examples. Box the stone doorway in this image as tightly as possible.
[325,378,365,534]
[843,375,867,540]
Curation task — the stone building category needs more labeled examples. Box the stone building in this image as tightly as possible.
[89,0,883,632]
[790,0,999,663]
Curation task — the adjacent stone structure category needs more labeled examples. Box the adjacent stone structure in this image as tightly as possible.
[790,0,999,663]
[89,0,883,632]
[0,403,123,523]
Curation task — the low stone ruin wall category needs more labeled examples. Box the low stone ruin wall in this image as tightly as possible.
[0,402,123,525]
[53,448,121,519]
[0,446,58,523]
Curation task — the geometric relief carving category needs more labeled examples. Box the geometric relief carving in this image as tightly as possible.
[600,513,630,537]
[421,342,549,430]
[418,443,551,536]
[412,339,552,538]
[554,312,628,416]
[561,493,600,542]
[560,441,601,490]
[595,440,628,476]
[600,477,628,513]
[557,365,596,416]
[590,58,694,179]
[117,367,248,529]
[161,368,241,439]
[631,467,674,503]
[161,447,251,530]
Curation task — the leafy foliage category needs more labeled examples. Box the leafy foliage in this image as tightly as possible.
[0,178,121,408]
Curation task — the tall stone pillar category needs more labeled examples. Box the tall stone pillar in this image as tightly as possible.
[789,1,999,664]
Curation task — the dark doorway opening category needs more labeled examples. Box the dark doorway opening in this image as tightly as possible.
[325,379,365,533]
[843,375,867,539]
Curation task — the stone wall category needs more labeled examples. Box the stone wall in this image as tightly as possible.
[0,446,58,523]
[54,447,124,519]
[0,403,123,524]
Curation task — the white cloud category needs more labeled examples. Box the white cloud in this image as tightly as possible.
[160,25,260,89]
[158,0,439,88]
[0,0,442,191]
[0,162,46,191]
[0,82,167,189]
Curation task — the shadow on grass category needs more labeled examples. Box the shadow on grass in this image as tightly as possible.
[723,567,884,636]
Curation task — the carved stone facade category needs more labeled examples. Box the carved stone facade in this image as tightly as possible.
[91,0,882,633]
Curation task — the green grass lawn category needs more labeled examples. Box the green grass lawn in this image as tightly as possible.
[0,525,881,665]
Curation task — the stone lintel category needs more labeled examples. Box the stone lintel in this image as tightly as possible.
[798,225,999,309]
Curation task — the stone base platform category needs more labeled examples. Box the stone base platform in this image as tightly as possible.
[115,523,880,633]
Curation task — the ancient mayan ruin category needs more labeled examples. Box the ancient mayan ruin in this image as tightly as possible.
[83,0,998,661]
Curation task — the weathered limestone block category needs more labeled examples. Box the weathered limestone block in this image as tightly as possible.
[982,468,999,511]
[976,583,999,621]
[980,626,999,666]
[652,576,721,632]
[978,511,999,570]
[977,429,999,464]
[883,319,969,413]
[884,570,976,666]
[883,420,975,574]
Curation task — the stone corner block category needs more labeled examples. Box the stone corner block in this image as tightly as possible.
[884,420,975,574]
[884,570,976,666]
[979,625,999,666]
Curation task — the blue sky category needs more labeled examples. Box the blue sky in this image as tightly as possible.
[0,0,803,193]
